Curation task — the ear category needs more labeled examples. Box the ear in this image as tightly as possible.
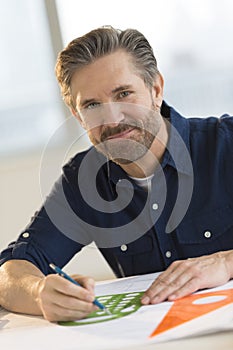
[151,72,164,108]
[71,108,86,129]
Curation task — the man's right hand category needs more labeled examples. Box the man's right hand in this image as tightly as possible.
[36,273,98,322]
[0,260,97,322]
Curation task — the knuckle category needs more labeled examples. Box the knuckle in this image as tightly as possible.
[45,274,56,284]
[156,275,171,287]
[62,281,78,295]
[151,290,170,303]
[86,277,95,286]
[180,260,192,269]
[156,275,165,285]
[171,260,181,267]
[169,280,180,289]
[81,276,95,290]
[85,303,95,313]
[152,291,163,300]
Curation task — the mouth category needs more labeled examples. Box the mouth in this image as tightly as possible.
[106,127,135,140]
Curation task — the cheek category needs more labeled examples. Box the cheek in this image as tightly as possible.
[87,127,101,144]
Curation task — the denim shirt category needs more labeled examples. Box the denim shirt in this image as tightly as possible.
[1,102,233,277]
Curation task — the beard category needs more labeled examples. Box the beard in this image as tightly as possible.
[88,103,162,165]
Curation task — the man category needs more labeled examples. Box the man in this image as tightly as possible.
[0,26,233,322]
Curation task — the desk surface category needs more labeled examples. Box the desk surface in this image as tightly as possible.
[0,308,233,350]
[1,273,233,350]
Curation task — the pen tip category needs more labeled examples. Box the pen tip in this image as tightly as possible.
[49,263,55,269]
[105,308,112,315]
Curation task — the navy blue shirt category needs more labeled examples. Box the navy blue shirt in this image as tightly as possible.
[1,102,233,277]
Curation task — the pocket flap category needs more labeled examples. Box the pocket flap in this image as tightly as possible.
[176,205,233,244]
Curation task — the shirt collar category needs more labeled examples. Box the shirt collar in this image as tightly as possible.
[160,101,192,176]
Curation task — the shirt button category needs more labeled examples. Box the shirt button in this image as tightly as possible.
[204,231,212,238]
[22,232,30,238]
[165,250,172,258]
[121,244,127,252]
[152,203,159,210]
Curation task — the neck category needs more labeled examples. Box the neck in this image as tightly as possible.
[120,118,169,178]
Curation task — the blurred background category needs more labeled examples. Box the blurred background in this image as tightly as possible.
[1,0,233,279]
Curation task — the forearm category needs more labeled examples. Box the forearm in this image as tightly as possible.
[0,260,44,315]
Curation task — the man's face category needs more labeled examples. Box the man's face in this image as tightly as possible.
[71,50,163,165]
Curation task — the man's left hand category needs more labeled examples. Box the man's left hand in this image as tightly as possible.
[141,250,233,305]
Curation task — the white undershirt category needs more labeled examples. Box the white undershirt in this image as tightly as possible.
[129,173,154,191]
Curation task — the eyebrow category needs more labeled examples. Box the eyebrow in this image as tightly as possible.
[80,85,133,108]
[80,98,96,109]
[111,84,132,94]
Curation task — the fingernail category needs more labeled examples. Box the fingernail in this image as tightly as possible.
[141,296,150,304]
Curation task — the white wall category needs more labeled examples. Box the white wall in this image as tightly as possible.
[0,149,115,281]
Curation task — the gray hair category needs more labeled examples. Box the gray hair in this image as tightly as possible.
[55,26,159,109]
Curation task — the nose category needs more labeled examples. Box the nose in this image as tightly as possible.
[102,102,125,127]
[81,102,125,130]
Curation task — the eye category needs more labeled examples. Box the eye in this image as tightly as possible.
[85,102,100,110]
[118,91,131,99]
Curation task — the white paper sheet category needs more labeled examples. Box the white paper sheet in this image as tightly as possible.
[1,273,233,350]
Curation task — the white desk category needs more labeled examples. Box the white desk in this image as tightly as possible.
[1,308,233,350]
[1,273,233,350]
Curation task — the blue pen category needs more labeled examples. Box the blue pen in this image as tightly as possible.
[49,263,111,315]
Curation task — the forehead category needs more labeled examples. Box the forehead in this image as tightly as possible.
[70,50,144,107]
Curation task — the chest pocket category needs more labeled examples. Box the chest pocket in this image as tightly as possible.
[176,205,233,257]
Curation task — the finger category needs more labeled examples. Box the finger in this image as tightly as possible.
[141,261,193,304]
[39,276,98,322]
[48,275,95,302]
[43,301,97,322]
[150,270,199,303]
[72,274,95,294]
[51,290,97,313]
[141,261,182,303]
[168,276,200,301]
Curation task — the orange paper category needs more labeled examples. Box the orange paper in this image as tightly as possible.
[150,288,233,338]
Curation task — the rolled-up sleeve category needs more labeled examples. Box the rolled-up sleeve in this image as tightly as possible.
[0,205,84,275]
[0,173,86,275]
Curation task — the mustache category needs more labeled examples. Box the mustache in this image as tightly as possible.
[100,122,141,142]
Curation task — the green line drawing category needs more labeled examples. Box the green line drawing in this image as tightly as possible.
[59,291,144,326]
